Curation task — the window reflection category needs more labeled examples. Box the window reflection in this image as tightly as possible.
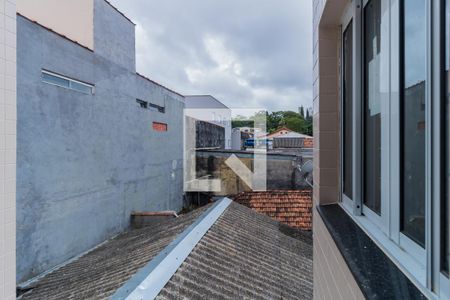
[343,21,353,200]
[400,0,426,247]
[364,0,385,215]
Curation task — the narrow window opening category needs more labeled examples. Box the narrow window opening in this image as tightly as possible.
[137,99,148,109]
[149,103,165,113]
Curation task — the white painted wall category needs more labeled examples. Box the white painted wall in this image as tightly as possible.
[0,1,16,298]
[17,0,94,49]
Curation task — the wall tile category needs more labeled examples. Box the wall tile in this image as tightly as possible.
[0,0,14,298]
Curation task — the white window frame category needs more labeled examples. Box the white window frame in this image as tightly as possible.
[340,2,354,212]
[437,0,449,298]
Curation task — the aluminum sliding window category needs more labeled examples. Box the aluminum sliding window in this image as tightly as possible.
[443,0,450,277]
[399,0,427,248]
[339,0,450,297]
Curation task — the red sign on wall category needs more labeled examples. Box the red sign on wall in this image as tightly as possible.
[152,122,168,132]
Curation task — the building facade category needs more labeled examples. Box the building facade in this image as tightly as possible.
[313,0,449,298]
[16,0,185,283]
[185,95,232,149]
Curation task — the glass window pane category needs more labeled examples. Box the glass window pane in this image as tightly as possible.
[364,0,385,215]
[343,21,353,199]
[400,0,427,248]
[70,81,92,94]
[42,72,70,88]
[443,0,450,274]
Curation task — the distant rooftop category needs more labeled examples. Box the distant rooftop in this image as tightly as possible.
[274,132,313,139]
[233,190,313,230]
[185,95,230,109]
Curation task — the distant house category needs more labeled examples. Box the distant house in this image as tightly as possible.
[236,126,262,135]
[233,190,313,230]
[266,127,294,138]
[185,95,232,149]
[267,128,314,149]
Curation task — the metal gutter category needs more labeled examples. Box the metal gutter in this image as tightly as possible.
[110,197,233,300]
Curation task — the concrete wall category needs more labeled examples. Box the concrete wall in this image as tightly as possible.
[94,0,135,71]
[195,119,225,149]
[17,0,94,50]
[195,150,307,195]
[313,0,365,299]
[0,1,16,298]
[16,2,184,283]
[185,96,232,149]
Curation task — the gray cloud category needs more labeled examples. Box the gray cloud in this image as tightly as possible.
[110,0,312,112]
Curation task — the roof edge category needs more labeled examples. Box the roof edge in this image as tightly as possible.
[184,95,230,109]
[111,198,232,300]
[102,0,136,26]
[136,72,184,99]
[17,13,94,53]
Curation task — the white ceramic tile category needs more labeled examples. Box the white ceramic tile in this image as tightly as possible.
[5,60,14,77]
[4,75,13,91]
[0,1,14,297]
[4,148,15,164]
[4,179,14,195]
[4,31,13,48]
[4,1,14,18]
[4,104,14,121]
[4,45,14,62]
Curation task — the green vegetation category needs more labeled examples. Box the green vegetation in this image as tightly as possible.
[232,106,313,136]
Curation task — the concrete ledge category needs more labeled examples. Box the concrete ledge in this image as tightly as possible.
[131,211,178,229]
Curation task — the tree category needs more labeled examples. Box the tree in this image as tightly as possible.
[299,106,305,119]
[231,108,313,136]
[285,116,304,133]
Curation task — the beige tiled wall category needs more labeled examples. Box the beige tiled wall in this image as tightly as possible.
[313,0,340,206]
[313,0,365,299]
[0,0,16,299]
[313,209,365,300]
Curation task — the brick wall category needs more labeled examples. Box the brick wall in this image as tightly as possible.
[303,137,314,148]
[0,1,16,299]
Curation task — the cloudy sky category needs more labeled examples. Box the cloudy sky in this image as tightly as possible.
[110,0,312,112]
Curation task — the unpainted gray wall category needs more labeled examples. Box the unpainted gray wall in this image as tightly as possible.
[17,2,184,282]
[195,150,308,196]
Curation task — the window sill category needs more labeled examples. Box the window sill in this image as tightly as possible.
[316,204,427,299]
